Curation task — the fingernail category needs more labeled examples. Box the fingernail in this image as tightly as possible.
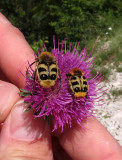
[10,100,48,142]
[0,13,11,24]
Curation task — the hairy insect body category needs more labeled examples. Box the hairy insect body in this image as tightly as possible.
[67,68,88,98]
[36,52,59,88]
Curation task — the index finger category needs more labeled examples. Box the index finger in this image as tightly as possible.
[0,13,35,88]
[54,118,122,160]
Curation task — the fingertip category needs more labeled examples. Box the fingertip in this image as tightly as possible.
[58,118,122,160]
[0,13,35,88]
[0,12,11,25]
[0,100,53,160]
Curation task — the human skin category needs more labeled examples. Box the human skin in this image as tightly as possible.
[0,13,122,160]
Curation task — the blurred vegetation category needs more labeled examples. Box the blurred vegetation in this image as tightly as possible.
[0,0,121,46]
[112,89,122,98]
[0,0,122,79]
[90,23,122,80]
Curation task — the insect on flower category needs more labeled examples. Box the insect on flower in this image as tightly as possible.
[67,68,88,98]
[27,52,61,89]
[20,38,104,132]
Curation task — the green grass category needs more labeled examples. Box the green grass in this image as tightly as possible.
[116,67,122,72]
[100,26,121,65]
[103,115,111,119]
[91,67,110,81]
[87,23,122,80]
[111,89,122,98]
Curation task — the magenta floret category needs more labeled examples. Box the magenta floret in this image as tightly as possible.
[21,39,104,131]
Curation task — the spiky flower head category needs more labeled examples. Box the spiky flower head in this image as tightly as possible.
[20,38,104,132]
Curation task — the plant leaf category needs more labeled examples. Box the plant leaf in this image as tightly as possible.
[25,105,31,113]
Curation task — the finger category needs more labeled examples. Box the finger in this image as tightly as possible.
[0,80,19,123]
[0,13,35,88]
[0,100,53,160]
[55,118,122,160]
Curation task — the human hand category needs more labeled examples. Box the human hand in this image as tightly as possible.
[0,13,122,160]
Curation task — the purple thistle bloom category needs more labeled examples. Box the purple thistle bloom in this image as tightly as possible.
[20,38,104,132]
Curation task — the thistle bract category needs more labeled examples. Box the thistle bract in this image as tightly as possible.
[20,39,104,131]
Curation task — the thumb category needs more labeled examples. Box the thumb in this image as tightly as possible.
[0,100,53,160]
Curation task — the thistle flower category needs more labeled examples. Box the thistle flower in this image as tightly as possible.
[20,38,104,132]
